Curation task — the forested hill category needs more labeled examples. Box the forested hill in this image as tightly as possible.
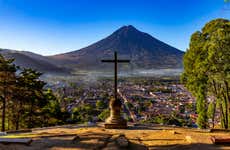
[0,49,69,74]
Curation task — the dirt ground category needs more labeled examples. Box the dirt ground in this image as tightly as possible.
[0,124,230,150]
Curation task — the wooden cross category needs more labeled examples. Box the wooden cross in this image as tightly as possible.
[101,51,130,101]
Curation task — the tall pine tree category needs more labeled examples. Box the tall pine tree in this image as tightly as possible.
[0,55,17,131]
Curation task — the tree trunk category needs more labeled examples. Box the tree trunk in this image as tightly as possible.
[221,91,228,129]
[2,97,6,132]
[15,110,19,130]
[28,101,34,128]
[2,75,7,132]
[212,80,218,128]
[212,102,216,128]
[224,80,230,128]
[15,100,23,130]
[7,114,10,130]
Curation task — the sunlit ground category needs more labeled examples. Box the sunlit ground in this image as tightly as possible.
[1,124,230,150]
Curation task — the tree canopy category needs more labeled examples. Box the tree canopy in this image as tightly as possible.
[0,54,63,131]
[182,18,230,129]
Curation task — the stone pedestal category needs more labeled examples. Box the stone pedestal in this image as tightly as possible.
[104,98,127,129]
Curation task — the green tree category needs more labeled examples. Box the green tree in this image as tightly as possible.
[0,54,61,130]
[98,109,110,121]
[196,85,208,128]
[42,89,62,126]
[72,104,95,123]
[18,68,47,128]
[0,55,17,131]
[182,19,230,129]
[207,102,215,128]
[96,100,106,110]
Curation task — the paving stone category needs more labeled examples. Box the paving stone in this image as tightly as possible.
[116,135,129,148]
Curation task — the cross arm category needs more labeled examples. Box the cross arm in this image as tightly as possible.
[101,60,130,63]
[117,60,130,63]
[101,60,115,63]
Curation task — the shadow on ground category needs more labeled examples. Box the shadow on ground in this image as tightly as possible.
[1,125,230,150]
[0,132,148,150]
[1,141,228,150]
[148,143,230,150]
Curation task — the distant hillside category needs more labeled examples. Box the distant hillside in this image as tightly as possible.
[50,25,184,71]
[0,49,69,74]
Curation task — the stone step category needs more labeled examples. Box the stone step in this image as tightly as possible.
[0,138,32,145]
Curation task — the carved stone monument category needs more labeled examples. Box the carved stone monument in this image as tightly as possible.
[105,97,127,129]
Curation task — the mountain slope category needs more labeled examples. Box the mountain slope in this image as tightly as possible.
[50,25,184,71]
[0,49,69,74]
[0,25,184,74]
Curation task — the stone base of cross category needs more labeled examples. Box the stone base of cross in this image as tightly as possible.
[104,97,127,129]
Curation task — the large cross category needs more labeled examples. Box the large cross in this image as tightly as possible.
[101,51,130,101]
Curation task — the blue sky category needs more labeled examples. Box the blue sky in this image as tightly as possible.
[0,0,229,55]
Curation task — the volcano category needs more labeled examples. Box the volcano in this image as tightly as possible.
[50,25,184,71]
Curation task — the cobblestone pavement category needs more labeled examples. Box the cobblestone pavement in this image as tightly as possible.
[0,125,230,150]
